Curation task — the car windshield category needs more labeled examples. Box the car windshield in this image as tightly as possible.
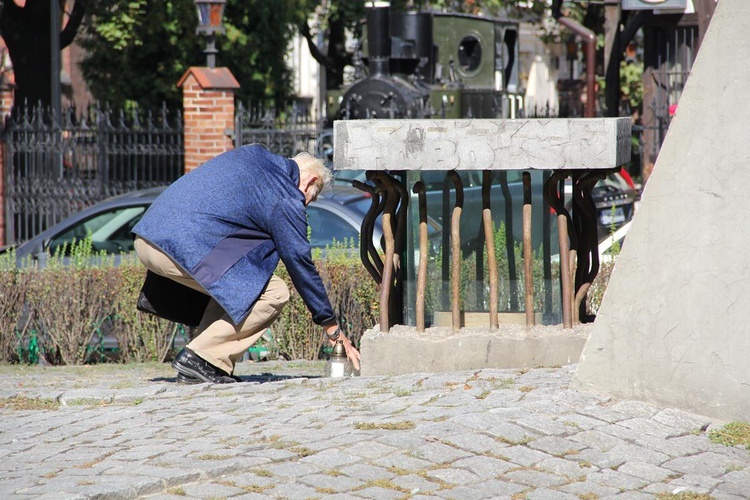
[406,171,529,191]
[343,197,371,218]
[332,170,366,186]
[347,197,441,237]
[47,206,147,255]
[306,205,360,248]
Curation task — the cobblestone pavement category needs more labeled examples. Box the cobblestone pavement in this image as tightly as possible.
[0,361,748,499]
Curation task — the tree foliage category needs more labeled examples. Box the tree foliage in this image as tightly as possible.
[80,0,301,110]
[219,0,299,107]
[619,59,643,110]
[295,0,365,90]
[1,0,612,113]
[80,1,203,111]
[1,0,305,111]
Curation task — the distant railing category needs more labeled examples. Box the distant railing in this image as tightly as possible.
[3,103,183,245]
[234,101,323,158]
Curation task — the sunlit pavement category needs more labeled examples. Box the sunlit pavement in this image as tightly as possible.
[0,361,748,499]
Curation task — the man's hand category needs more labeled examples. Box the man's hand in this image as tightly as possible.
[324,325,361,372]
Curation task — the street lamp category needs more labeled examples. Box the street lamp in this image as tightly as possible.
[194,0,226,68]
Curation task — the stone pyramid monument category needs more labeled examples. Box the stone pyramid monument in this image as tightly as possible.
[573,0,750,421]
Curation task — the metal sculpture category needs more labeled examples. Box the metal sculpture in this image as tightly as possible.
[544,170,574,328]
[353,172,408,332]
[413,181,428,333]
[482,171,499,330]
[522,172,535,327]
[447,171,464,331]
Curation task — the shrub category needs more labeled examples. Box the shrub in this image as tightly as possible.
[426,222,562,322]
[587,260,615,315]
[0,239,378,364]
[0,227,615,364]
[587,215,622,315]
[109,260,185,363]
[272,242,378,360]
[27,261,121,365]
[0,250,32,362]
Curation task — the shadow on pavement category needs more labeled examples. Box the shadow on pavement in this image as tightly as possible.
[151,373,323,384]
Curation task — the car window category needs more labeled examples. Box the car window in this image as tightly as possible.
[333,170,367,185]
[418,171,523,191]
[306,206,359,248]
[347,197,442,239]
[47,206,147,256]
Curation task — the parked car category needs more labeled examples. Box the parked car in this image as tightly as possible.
[1,184,441,266]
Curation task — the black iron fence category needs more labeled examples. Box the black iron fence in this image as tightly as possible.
[234,101,324,158]
[4,101,330,245]
[3,104,183,245]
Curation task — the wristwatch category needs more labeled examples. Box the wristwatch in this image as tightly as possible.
[326,328,341,341]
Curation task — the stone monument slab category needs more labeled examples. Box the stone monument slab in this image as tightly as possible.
[333,118,631,171]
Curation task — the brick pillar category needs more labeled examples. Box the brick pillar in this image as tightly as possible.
[177,67,240,173]
[0,78,15,246]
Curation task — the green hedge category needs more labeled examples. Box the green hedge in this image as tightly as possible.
[0,243,378,365]
[274,245,379,361]
[0,232,615,366]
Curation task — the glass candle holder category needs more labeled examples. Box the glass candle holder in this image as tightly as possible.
[325,340,352,378]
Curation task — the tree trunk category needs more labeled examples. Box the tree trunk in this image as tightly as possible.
[299,13,353,91]
[603,5,620,74]
[1,0,54,110]
[1,0,85,112]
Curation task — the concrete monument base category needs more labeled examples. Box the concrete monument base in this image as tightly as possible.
[572,0,750,422]
[432,311,544,328]
[359,323,590,376]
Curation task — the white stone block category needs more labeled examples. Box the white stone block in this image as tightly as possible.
[333,118,631,171]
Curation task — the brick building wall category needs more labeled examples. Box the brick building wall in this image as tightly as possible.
[178,67,239,173]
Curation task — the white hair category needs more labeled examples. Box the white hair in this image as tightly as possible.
[292,151,332,199]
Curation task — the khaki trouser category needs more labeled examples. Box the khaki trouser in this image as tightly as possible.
[134,237,289,374]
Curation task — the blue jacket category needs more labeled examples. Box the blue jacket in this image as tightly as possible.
[133,145,336,326]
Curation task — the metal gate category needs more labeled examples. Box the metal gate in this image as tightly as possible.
[3,104,184,245]
[637,25,698,176]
